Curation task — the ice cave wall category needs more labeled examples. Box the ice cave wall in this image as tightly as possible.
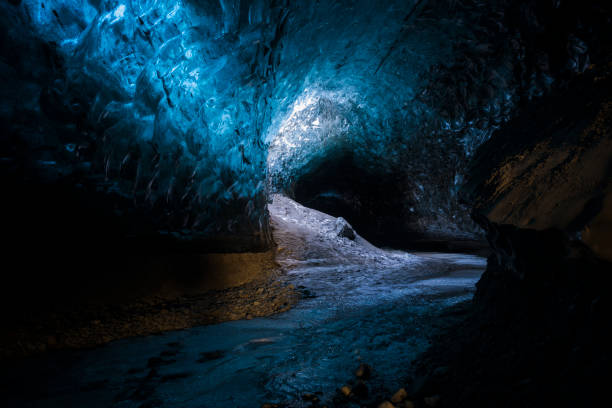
[266,0,607,246]
[2,0,287,250]
[266,0,506,245]
[2,0,609,251]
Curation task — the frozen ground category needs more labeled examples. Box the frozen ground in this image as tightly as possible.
[269,194,424,267]
[1,196,486,407]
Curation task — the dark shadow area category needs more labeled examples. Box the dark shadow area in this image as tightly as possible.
[293,152,488,254]
[1,172,281,359]
[411,227,612,408]
[293,153,409,248]
[408,59,612,408]
[2,172,271,307]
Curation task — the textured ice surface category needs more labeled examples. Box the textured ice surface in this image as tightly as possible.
[1,0,558,240]
[2,0,287,239]
[269,194,421,268]
[263,0,520,235]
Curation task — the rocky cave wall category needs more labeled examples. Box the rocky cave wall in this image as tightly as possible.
[406,63,612,408]
[411,23,612,408]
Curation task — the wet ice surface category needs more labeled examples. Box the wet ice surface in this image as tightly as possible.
[3,198,486,408]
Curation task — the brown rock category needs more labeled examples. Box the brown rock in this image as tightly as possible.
[302,393,319,402]
[391,387,408,403]
[340,385,352,397]
[355,363,372,379]
[378,401,396,408]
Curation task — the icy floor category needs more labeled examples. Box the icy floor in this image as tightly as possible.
[2,197,486,408]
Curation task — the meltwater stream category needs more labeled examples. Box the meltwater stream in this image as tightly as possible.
[3,254,484,408]
[3,198,486,408]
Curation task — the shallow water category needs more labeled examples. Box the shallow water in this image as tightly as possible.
[2,253,485,408]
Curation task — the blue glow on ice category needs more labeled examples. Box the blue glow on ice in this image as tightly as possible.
[113,4,126,19]
[4,0,517,237]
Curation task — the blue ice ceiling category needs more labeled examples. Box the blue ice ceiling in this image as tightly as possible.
[3,0,288,243]
[1,0,571,246]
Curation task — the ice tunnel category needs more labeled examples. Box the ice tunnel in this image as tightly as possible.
[2,1,612,406]
[2,0,537,253]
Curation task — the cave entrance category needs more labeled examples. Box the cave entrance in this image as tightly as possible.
[287,158,488,254]
[263,88,423,251]
[289,151,413,249]
[263,78,489,253]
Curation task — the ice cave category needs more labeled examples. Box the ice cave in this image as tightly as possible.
[1,0,611,407]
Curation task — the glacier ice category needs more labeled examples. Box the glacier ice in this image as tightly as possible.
[1,0,567,247]
[2,0,290,245]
